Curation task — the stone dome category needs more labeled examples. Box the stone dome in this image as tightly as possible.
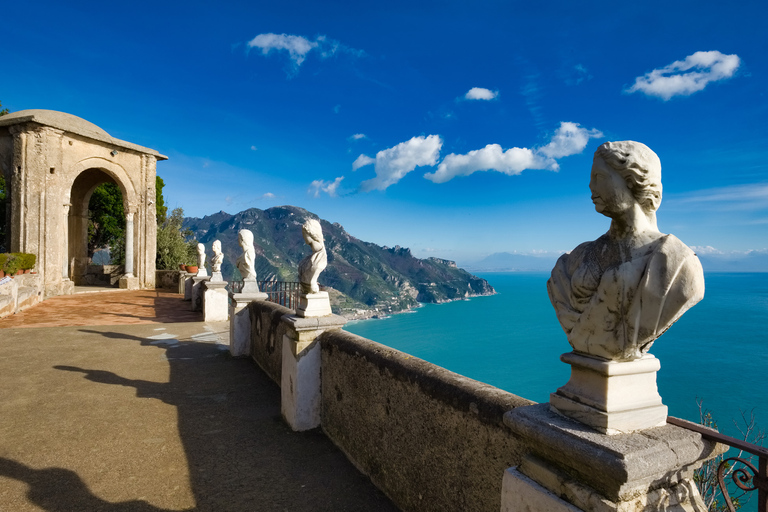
[0,109,112,141]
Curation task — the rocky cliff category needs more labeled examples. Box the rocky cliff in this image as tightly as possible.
[183,206,495,318]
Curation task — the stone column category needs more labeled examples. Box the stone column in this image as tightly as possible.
[119,212,139,289]
[228,290,268,357]
[280,313,346,431]
[183,272,194,300]
[62,204,70,279]
[124,212,134,275]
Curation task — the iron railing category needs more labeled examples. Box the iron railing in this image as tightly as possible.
[668,416,767,512]
[228,280,302,310]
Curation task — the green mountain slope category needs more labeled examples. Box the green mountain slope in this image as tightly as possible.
[184,206,494,318]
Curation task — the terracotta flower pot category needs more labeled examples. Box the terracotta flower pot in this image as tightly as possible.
[179,264,186,270]
[0,270,5,278]
[186,265,198,274]
[24,269,30,274]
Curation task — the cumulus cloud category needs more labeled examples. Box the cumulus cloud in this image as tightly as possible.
[250,145,258,151]
[349,133,367,140]
[259,192,276,200]
[464,87,499,100]
[358,135,443,192]
[538,122,603,159]
[308,176,344,198]
[352,154,375,171]
[626,50,741,100]
[425,122,602,184]
[247,32,363,75]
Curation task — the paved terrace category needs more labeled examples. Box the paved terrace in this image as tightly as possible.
[0,290,397,511]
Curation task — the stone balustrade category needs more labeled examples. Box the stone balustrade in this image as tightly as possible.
[245,299,723,512]
[0,273,43,318]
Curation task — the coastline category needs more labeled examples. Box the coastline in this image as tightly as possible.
[338,289,497,323]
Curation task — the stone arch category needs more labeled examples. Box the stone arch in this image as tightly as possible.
[0,110,166,297]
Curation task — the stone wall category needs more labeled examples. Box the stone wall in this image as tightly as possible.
[155,269,182,290]
[320,329,534,512]
[248,300,292,383]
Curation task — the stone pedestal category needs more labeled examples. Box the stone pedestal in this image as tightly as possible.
[502,403,724,512]
[191,275,210,312]
[183,272,194,300]
[241,279,261,294]
[119,274,139,290]
[179,271,192,296]
[202,280,229,322]
[296,291,332,317]
[228,291,268,357]
[210,271,223,282]
[550,352,667,435]
[280,313,346,431]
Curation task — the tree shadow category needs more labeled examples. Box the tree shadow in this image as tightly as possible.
[41,328,398,511]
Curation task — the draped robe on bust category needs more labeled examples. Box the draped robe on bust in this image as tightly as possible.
[547,234,704,361]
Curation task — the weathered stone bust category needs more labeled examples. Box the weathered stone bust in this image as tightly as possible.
[547,141,705,361]
[196,243,208,277]
[298,219,328,294]
[236,229,257,281]
[211,240,223,273]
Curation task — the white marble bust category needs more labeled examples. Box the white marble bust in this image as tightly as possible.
[196,243,208,277]
[547,141,705,361]
[211,240,223,273]
[236,229,257,281]
[298,219,327,294]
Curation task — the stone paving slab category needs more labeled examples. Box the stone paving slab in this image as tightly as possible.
[0,322,397,511]
[0,290,202,329]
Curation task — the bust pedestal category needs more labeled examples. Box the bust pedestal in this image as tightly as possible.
[191,275,210,312]
[229,291,268,356]
[550,352,667,435]
[296,291,332,318]
[202,280,228,322]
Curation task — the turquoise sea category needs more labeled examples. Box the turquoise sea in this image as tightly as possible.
[346,272,768,440]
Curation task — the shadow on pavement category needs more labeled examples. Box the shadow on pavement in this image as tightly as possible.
[30,327,398,511]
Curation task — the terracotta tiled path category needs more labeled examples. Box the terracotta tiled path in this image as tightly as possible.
[0,291,397,511]
[0,289,202,328]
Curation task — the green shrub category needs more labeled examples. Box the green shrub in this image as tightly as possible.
[0,252,36,274]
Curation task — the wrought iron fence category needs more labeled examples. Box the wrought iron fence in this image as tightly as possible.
[227,280,302,310]
[668,416,767,512]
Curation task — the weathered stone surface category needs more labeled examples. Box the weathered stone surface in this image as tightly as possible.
[296,291,332,317]
[248,300,293,383]
[229,291,268,357]
[202,281,228,322]
[155,269,182,290]
[320,329,533,512]
[190,276,209,312]
[0,109,165,297]
[504,403,722,507]
[298,218,327,294]
[502,467,582,512]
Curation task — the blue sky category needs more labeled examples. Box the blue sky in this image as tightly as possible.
[2,0,766,264]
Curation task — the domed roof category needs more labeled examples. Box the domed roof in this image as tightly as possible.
[0,109,167,159]
[0,109,112,140]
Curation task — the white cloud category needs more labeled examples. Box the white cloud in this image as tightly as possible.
[259,192,276,200]
[464,87,499,100]
[247,32,363,75]
[350,133,367,140]
[425,122,602,184]
[690,245,723,255]
[250,145,258,151]
[358,135,443,192]
[626,50,741,100]
[425,145,552,183]
[308,176,344,197]
[333,104,341,114]
[352,154,375,171]
[538,122,603,159]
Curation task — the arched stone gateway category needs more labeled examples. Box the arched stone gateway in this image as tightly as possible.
[0,110,167,297]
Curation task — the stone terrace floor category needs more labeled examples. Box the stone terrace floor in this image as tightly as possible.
[0,290,398,511]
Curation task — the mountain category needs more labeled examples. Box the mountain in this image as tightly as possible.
[183,206,494,318]
[464,252,560,272]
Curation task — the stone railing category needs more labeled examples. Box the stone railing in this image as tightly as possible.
[0,273,43,319]
[243,299,724,512]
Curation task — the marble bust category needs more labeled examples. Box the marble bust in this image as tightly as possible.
[547,141,705,362]
[236,229,257,281]
[196,243,208,277]
[211,240,223,273]
[298,219,328,294]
